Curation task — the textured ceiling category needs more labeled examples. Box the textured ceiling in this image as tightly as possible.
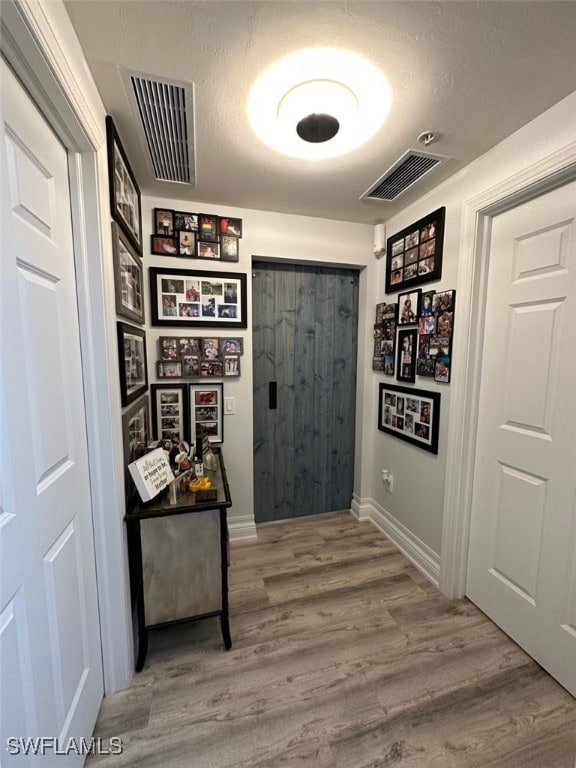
[64,1,576,225]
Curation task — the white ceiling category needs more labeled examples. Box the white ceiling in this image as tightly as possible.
[64,1,576,225]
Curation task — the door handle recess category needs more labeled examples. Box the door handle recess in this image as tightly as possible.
[269,381,277,410]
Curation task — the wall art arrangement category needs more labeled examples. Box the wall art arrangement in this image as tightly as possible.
[385,207,445,293]
[156,335,243,379]
[106,116,142,255]
[149,267,247,329]
[189,383,224,444]
[122,394,150,507]
[151,208,242,262]
[150,383,189,443]
[372,289,456,384]
[112,222,145,325]
[117,322,148,406]
[373,302,397,374]
[378,383,441,454]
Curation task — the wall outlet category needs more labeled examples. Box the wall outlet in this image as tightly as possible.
[381,469,394,493]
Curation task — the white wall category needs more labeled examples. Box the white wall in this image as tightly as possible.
[142,197,375,534]
[368,89,576,558]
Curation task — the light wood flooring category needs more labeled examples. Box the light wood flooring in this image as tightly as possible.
[88,512,576,767]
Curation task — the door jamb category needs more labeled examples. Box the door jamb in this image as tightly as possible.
[439,141,576,599]
[1,0,134,692]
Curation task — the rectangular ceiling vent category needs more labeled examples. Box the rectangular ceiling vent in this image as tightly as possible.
[121,69,196,186]
[360,149,444,202]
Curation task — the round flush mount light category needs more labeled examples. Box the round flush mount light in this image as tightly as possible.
[247,48,391,160]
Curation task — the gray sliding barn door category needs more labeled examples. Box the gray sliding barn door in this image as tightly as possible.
[253,262,359,523]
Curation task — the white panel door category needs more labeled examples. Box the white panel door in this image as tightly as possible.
[0,61,103,764]
[467,180,576,697]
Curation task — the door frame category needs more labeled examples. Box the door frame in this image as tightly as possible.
[1,1,133,691]
[439,140,576,599]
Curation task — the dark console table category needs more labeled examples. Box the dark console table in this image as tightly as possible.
[125,448,232,671]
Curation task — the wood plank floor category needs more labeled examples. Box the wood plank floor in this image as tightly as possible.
[87,512,576,767]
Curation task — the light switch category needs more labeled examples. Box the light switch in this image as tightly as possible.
[224,396,236,414]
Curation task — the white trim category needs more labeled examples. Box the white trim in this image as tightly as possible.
[228,515,258,541]
[440,141,576,599]
[2,0,134,692]
[352,495,440,586]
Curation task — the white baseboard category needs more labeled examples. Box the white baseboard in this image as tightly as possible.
[351,494,440,587]
[228,514,257,541]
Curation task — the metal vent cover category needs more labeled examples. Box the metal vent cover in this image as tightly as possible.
[121,69,196,186]
[360,149,444,202]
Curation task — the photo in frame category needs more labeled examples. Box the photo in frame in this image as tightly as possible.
[106,116,142,255]
[157,361,182,378]
[219,337,244,355]
[189,382,224,444]
[220,234,240,262]
[122,393,151,508]
[111,222,144,325]
[149,267,247,328]
[219,217,243,237]
[197,241,220,260]
[398,289,420,325]
[174,211,198,232]
[154,208,174,236]
[223,355,241,376]
[150,383,189,442]
[117,322,148,406]
[198,214,219,242]
[397,328,418,383]
[416,289,456,382]
[378,383,441,454]
[372,302,397,374]
[159,336,181,361]
[151,235,178,256]
[385,207,445,293]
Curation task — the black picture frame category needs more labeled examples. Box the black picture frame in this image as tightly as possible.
[219,216,243,238]
[174,211,199,232]
[220,234,240,262]
[385,207,445,293]
[398,289,420,325]
[117,322,148,406]
[189,382,224,444]
[198,214,219,242]
[151,235,178,256]
[149,267,248,328]
[122,393,150,509]
[397,328,418,383]
[111,222,145,325]
[378,383,441,454]
[150,383,189,442]
[417,289,456,383]
[153,208,174,236]
[106,116,142,255]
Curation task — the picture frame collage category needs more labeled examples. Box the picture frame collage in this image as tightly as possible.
[378,383,441,454]
[373,289,456,384]
[151,382,224,445]
[385,207,445,294]
[151,208,242,262]
[149,267,247,329]
[157,336,243,379]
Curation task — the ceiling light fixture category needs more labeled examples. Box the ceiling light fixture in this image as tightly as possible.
[247,48,391,160]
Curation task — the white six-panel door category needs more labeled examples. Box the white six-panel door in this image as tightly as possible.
[0,60,103,764]
[467,180,576,697]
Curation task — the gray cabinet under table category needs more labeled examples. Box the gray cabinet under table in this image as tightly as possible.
[125,448,232,671]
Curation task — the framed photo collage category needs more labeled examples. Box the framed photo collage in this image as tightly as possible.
[151,208,242,262]
[374,289,456,385]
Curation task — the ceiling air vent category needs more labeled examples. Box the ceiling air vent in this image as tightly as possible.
[360,149,444,202]
[121,69,196,186]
